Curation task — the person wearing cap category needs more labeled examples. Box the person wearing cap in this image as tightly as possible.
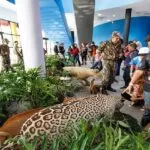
[59,43,65,58]
[130,47,150,77]
[98,31,122,93]
[125,50,150,128]
[0,38,11,71]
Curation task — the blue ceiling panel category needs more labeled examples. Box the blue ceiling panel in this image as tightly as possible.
[7,0,15,4]
[6,0,72,47]
[40,0,72,48]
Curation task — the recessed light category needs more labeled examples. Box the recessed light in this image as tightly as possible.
[113,14,116,17]
[98,13,102,17]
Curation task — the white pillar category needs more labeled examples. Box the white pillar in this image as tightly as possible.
[15,0,46,76]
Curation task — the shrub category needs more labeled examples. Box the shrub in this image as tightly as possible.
[7,119,150,150]
[0,68,74,121]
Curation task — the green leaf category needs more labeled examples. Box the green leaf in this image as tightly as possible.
[79,135,88,150]
[118,121,130,128]
[115,135,130,150]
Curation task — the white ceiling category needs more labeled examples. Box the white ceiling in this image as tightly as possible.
[65,0,150,30]
[0,0,17,22]
[94,0,150,26]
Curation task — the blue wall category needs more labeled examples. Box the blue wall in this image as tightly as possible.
[93,16,150,46]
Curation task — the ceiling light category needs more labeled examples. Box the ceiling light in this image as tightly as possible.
[107,19,111,22]
[113,14,116,17]
[98,13,102,17]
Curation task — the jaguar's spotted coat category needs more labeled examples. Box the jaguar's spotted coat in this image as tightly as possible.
[1,94,124,149]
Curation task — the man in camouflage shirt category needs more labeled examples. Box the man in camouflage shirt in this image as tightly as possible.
[98,31,122,93]
[0,38,11,71]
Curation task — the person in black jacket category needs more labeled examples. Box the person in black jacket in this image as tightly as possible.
[59,43,65,57]
[54,42,59,55]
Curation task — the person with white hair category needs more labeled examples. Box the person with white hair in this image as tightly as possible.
[136,41,142,51]
[130,47,150,77]
[128,47,150,103]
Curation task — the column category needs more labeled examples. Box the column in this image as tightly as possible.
[73,0,95,45]
[15,0,46,76]
[123,8,132,46]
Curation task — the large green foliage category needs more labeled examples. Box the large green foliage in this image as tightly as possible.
[0,68,73,106]
[0,68,74,124]
[45,55,65,76]
[8,119,150,150]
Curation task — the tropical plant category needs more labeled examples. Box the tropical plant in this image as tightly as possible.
[45,55,65,76]
[10,119,150,150]
[0,67,75,122]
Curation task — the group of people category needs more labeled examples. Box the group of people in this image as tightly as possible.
[54,40,99,67]
[54,42,65,58]
[53,32,150,128]
[0,38,23,72]
[1,33,149,128]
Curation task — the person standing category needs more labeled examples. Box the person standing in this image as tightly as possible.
[71,43,81,66]
[54,41,59,55]
[14,41,23,63]
[98,31,121,93]
[121,43,138,89]
[0,38,11,71]
[59,43,65,58]
[116,38,124,76]
[80,42,88,65]
[90,41,97,64]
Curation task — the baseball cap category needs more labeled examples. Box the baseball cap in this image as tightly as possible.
[138,47,150,55]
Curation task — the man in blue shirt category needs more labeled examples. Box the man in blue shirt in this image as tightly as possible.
[129,47,150,77]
